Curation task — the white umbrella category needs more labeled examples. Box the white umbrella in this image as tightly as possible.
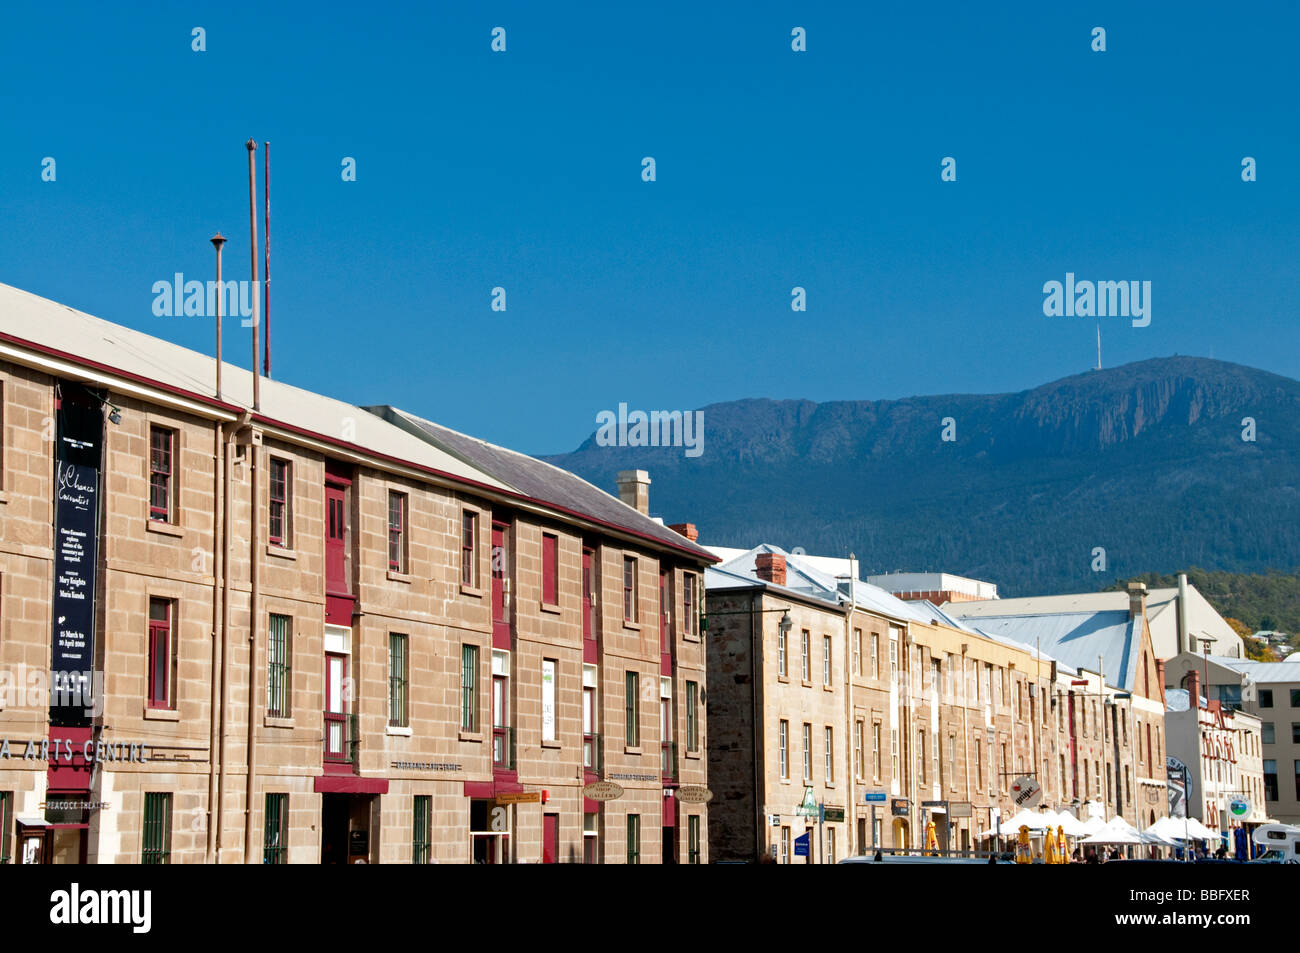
[1081,822,1145,845]
[1079,814,1108,835]
[1050,812,1092,837]
[1003,809,1051,831]
[1145,816,1190,843]
[1184,818,1222,841]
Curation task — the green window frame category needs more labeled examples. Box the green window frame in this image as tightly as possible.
[685,681,699,752]
[142,792,172,864]
[625,671,639,746]
[412,795,431,864]
[389,633,408,728]
[688,814,701,864]
[626,814,640,865]
[267,613,291,718]
[0,791,12,865]
[264,793,288,864]
[461,645,479,732]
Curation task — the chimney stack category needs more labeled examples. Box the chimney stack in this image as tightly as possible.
[755,553,786,587]
[616,470,651,516]
[669,522,698,542]
[1187,666,1201,709]
[1127,581,1147,621]
[1177,573,1190,655]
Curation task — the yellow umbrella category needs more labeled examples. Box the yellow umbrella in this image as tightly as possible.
[1044,827,1058,865]
[1015,825,1033,864]
[1057,825,1067,863]
[925,820,939,856]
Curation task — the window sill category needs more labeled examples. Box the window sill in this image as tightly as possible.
[541,739,561,749]
[0,489,9,505]
[624,745,642,756]
[459,730,483,743]
[459,583,484,599]
[685,749,701,760]
[145,520,184,539]
[264,715,295,729]
[144,706,181,721]
[540,602,562,615]
[387,570,414,585]
[801,680,812,689]
[823,685,834,693]
[777,675,789,684]
[267,545,296,560]
[386,725,413,736]
[622,622,641,632]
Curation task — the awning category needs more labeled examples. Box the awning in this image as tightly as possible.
[314,775,389,795]
[16,816,50,828]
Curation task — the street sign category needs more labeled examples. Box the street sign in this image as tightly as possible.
[949,801,973,819]
[495,792,541,805]
[1010,776,1042,809]
[862,790,887,803]
[823,806,845,823]
[794,832,810,857]
[769,814,781,827]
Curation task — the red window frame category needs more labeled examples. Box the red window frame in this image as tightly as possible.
[683,574,695,636]
[623,557,636,622]
[149,427,174,522]
[461,511,477,587]
[268,458,290,547]
[387,491,406,572]
[147,597,174,709]
[542,533,558,605]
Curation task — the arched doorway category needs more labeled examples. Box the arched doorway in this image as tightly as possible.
[892,818,909,851]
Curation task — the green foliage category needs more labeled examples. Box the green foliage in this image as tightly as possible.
[1105,568,1300,635]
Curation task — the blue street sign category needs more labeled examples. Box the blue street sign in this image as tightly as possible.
[863,791,887,803]
[794,832,810,857]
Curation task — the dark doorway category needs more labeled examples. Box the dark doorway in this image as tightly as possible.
[321,794,349,864]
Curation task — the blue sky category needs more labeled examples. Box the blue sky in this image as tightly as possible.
[1,2,1296,453]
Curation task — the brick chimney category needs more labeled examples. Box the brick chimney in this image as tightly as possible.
[1127,581,1147,620]
[668,522,699,542]
[1187,667,1200,709]
[755,553,786,587]
[1155,657,1166,695]
[615,470,651,516]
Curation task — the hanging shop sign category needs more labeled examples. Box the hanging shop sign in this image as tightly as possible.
[582,781,625,801]
[675,785,713,803]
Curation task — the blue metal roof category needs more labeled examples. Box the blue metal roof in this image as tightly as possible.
[948,610,1139,690]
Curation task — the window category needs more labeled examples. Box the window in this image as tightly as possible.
[1262,722,1274,744]
[823,636,832,687]
[148,426,175,522]
[412,795,432,864]
[1260,689,1274,708]
[976,737,984,789]
[777,628,787,678]
[583,664,598,769]
[1124,766,1131,804]
[889,634,898,680]
[853,629,862,676]
[1292,690,1300,708]
[387,491,407,572]
[801,631,811,682]
[267,613,291,718]
[542,658,557,743]
[460,511,477,587]
[542,533,558,605]
[388,633,408,728]
[583,812,598,864]
[1263,759,1278,800]
[268,458,291,546]
[142,792,172,864]
[872,722,881,781]
[871,635,879,679]
[891,729,899,781]
[917,729,926,784]
[948,735,956,789]
[781,826,791,864]
[825,726,834,782]
[147,597,176,710]
[1295,760,1300,801]
[688,815,701,864]
[263,793,288,864]
[1293,723,1300,744]
[625,672,639,746]
[1000,743,1008,793]
[685,681,699,752]
[461,645,479,732]
[779,720,789,778]
[802,723,812,781]
[622,557,637,622]
[683,574,697,636]
[626,814,640,865]
[855,721,864,779]
[827,827,836,864]
[493,651,511,765]
[0,791,10,865]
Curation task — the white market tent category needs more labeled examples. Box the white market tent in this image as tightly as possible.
[1081,821,1146,845]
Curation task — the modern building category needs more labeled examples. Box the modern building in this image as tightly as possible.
[0,282,713,864]
[1164,653,1300,825]
[704,546,1165,863]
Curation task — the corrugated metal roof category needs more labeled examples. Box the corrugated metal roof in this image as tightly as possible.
[948,610,1138,690]
[1212,657,1300,684]
[370,406,714,560]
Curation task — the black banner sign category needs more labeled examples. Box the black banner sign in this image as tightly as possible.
[51,391,103,727]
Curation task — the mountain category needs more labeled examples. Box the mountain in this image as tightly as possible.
[543,357,1300,597]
